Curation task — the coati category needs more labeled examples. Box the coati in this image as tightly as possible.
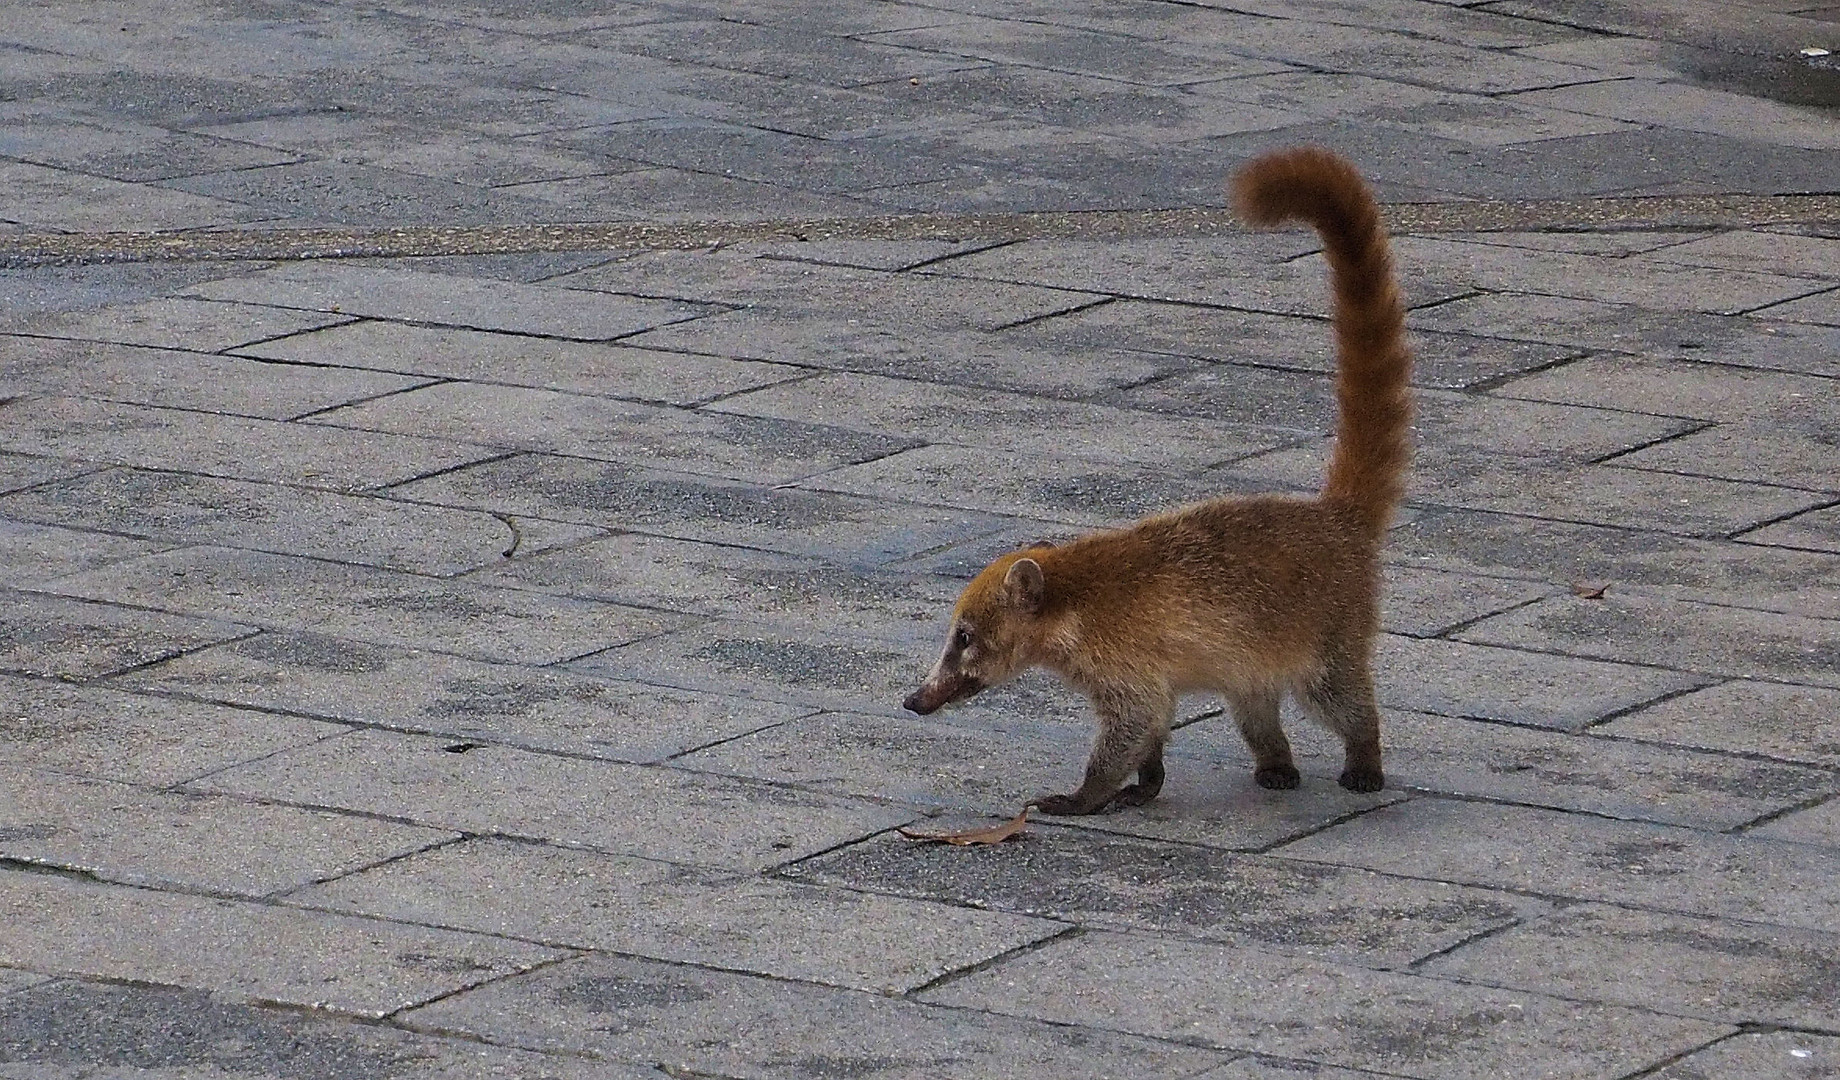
[902,146,1411,815]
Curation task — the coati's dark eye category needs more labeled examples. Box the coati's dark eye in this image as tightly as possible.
[952,627,973,651]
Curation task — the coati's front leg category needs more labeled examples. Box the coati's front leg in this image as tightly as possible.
[1033,687,1172,815]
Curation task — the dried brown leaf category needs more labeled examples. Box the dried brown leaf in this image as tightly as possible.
[1571,581,1610,599]
[898,808,1029,846]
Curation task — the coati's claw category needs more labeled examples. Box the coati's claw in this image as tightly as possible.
[1254,765,1302,790]
[1338,768,1385,793]
[1107,782,1160,808]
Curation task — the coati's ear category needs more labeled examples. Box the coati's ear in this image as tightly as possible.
[1003,557,1045,614]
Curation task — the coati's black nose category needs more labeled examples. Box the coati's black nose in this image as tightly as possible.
[903,688,937,715]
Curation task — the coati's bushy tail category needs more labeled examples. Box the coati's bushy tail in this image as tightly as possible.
[1233,147,1412,535]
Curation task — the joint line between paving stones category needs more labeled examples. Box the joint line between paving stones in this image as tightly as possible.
[985,295,1117,332]
[1730,787,1840,834]
[288,377,457,422]
[1587,419,1720,467]
[263,833,472,902]
[658,707,824,763]
[1577,681,1731,734]
[1600,459,1838,499]
[379,949,589,1024]
[1425,590,1557,640]
[368,450,524,493]
[1403,910,1545,974]
[1725,494,1840,541]
[1733,280,1840,317]
[900,923,1085,999]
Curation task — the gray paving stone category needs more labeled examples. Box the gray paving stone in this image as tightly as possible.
[1375,633,1709,730]
[752,237,994,271]
[0,395,494,493]
[1391,235,1831,315]
[1183,707,1838,829]
[1762,286,1840,327]
[402,951,1229,1079]
[314,380,917,485]
[1192,1060,1395,1080]
[0,590,253,682]
[185,263,716,341]
[0,160,264,232]
[711,372,1285,468]
[1427,229,1719,257]
[0,870,562,1019]
[0,676,344,787]
[1025,298,1590,388]
[1,469,602,576]
[585,18,987,88]
[470,532,965,645]
[919,930,1729,1078]
[1,298,352,354]
[1410,292,1749,357]
[1236,443,1828,537]
[0,520,165,590]
[1597,680,1840,767]
[387,452,1011,566]
[1188,71,1632,146]
[1745,504,1840,553]
[1615,425,1839,492]
[0,105,299,183]
[1649,1031,1840,1080]
[158,159,593,228]
[1650,229,1840,277]
[1390,506,1840,619]
[789,827,1544,968]
[0,262,261,322]
[505,165,889,222]
[1380,566,1552,637]
[1751,796,1840,847]
[191,728,913,871]
[47,546,690,666]
[1276,798,1840,933]
[1457,593,1840,686]
[118,630,810,763]
[1511,79,1840,150]
[808,444,1286,529]
[0,764,455,896]
[238,320,803,407]
[868,17,1287,86]
[1496,355,1839,427]
[1412,391,1695,458]
[0,455,92,498]
[0,979,656,1080]
[0,336,430,420]
[294,837,1063,993]
[922,234,1329,305]
[1422,903,1840,1028]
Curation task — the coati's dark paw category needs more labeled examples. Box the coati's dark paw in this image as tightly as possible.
[1031,793,1096,816]
[1338,768,1385,793]
[1107,782,1160,808]
[1254,765,1301,790]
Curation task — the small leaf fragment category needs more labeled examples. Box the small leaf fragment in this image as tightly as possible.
[1571,581,1610,599]
[898,808,1029,845]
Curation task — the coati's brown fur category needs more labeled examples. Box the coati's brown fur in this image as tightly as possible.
[903,146,1412,814]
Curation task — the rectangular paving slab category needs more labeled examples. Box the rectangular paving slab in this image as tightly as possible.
[190,728,915,871]
[117,631,811,763]
[1612,425,1840,493]
[0,763,455,896]
[47,546,693,666]
[0,979,661,1080]
[387,451,1012,566]
[402,951,1229,1079]
[0,869,563,1019]
[918,930,1729,1079]
[1649,1030,1840,1080]
[0,676,345,787]
[1179,707,1836,830]
[1422,903,1840,1029]
[1,297,354,354]
[293,837,1064,993]
[468,531,968,646]
[184,262,718,340]
[237,319,805,406]
[0,336,427,419]
[1595,681,1840,767]
[0,589,254,681]
[709,371,1296,469]
[1276,798,1840,933]
[1457,593,1840,687]
[1750,797,1840,848]
[0,394,496,493]
[0,468,603,576]
[0,519,166,590]
[312,380,919,485]
[788,825,1547,969]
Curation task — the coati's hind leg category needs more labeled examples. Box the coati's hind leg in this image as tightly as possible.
[1298,653,1385,793]
[1107,732,1166,808]
[1034,686,1172,816]
[1230,689,1300,790]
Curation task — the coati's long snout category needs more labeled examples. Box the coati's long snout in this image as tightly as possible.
[903,146,1412,815]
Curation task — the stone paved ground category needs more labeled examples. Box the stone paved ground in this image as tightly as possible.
[3,0,1840,1077]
